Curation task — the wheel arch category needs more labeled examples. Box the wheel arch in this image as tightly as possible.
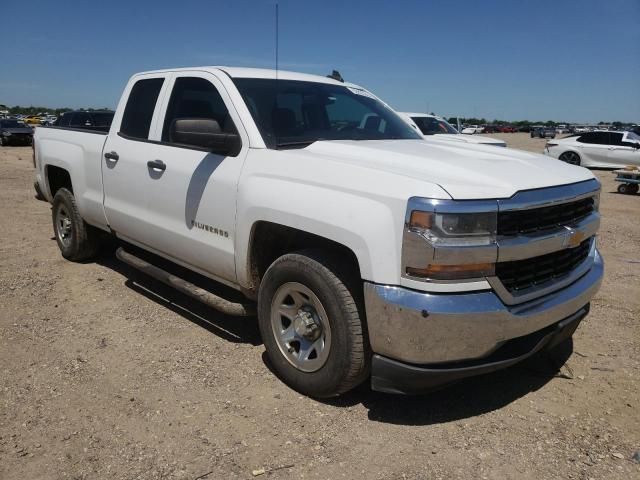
[45,164,73,199]
[242,221,362,299]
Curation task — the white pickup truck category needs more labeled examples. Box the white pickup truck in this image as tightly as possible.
[34,66,603,397]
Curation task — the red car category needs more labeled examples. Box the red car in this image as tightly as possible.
[497,125,517,133]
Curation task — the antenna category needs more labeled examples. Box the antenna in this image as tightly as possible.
[275,2,279,77]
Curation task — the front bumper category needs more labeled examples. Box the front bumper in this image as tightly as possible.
[364,248,603,393]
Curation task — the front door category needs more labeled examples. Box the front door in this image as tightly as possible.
[576,132,611,166]
[132,72,248,284]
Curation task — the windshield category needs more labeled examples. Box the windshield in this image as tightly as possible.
[411,116,458,135]
[626,131,640,142]
[0,120,26,128]
[233,79,421,148]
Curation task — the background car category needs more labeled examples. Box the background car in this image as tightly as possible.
[398,113,506,147]
[53,110,115,131]
[0,119,34,146]
[531,126,556,138]
[23,115,42,126]
[460,124,484,134]
[544,130,640,168]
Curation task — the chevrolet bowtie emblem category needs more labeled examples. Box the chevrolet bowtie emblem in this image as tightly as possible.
[563,226,585,249]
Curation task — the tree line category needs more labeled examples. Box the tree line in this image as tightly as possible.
[1,106,112,115]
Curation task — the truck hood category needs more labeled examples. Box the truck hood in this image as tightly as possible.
[297,139,594,199]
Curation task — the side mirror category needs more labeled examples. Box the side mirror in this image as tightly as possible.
[170,118,242,157]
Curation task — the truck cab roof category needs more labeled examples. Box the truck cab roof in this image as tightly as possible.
[134,66,363,89]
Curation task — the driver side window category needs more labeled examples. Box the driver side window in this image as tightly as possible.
[162,77,237,145]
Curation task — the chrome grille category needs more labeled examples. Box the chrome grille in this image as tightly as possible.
[495,238,592,293]
[498,197,595,235]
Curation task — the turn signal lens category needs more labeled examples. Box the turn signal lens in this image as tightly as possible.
[409,210,432,230]
[406,262,495,280]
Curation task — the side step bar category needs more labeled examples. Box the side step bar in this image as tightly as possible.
[116,247,256,317]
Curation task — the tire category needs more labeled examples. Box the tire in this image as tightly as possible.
[559,151,581,166]
[617,183,638,195]
[0,136,6,146]
[34,180,46,201]
[51,188,100,261]
[257,249,370,397]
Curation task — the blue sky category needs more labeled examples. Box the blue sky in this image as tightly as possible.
[2,0,639,122]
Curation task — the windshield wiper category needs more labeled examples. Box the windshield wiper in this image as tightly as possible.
[275,140,317,149]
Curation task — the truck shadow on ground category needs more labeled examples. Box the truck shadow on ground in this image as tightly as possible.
[96,253,262,346]
[323,343,573,425]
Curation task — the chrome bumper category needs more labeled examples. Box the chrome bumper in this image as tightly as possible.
[364,248,603,364]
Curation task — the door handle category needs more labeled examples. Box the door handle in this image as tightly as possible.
[147,159,166,171]
[104,151,119,161]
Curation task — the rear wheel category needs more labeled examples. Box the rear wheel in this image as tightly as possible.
[258,250,370,397]
[618,183,638,195]
[0,136,6,146]
[559,151,581,166]
[52,188,100,261]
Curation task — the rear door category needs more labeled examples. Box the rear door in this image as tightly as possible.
[608,132,640,167]
[102,74,169,248]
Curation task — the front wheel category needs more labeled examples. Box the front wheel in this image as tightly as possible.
[258,250,370,397]
[559,151,581,166]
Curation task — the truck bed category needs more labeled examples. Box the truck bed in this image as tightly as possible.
[34,126,110,230]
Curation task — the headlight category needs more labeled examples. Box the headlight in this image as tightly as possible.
[408,210,497,246]
[402,200,498,281]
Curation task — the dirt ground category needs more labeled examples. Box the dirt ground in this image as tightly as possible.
[1,133,638,479]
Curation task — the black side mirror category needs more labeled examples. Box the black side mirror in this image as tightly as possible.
[170,118,242,157]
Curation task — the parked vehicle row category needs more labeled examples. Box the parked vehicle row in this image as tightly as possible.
[34,66,603,397]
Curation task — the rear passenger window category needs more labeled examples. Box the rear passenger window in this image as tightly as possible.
[162,77,236,143]
[120,78,164,139]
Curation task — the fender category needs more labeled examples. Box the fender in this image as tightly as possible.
[234,149,450,287]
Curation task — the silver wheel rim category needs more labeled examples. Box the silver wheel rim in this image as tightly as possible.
[561,152,580,165]
[55,204,73,247]
[270,282,332,372]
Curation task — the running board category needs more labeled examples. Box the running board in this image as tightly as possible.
[115,247,256,317]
